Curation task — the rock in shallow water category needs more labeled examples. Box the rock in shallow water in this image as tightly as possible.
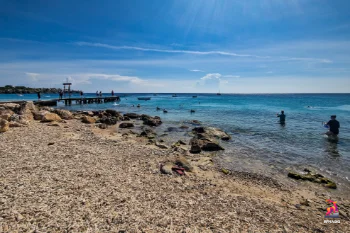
[190,138,224,152]
[142,114,162,127]
[192,127,231,141]
[287,171,337,189]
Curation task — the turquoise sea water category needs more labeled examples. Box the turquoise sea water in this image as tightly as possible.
[1,93,350,190]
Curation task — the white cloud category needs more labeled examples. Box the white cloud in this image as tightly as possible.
[25,72,40,81]
[201,73,240,80]
[201,73,222,80]
[190,69,205,72]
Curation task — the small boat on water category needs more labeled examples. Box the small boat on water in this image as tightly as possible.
[137,97,151,100]
[192,96,197,98]
[216,92,221,95]
[172,94,177,97]
[163,109,168,113]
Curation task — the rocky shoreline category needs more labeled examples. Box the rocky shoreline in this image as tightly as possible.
[0,101,349,232]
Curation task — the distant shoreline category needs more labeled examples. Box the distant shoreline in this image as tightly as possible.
[0,86,80,94]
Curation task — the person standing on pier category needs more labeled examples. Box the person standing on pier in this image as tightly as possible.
[99,91,102,97]
[59,90,63,99]
[37,91,41,100]
[96,91,99,96]
[80,91,84,98]
[111,90,114,96]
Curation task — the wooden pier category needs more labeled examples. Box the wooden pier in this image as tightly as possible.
[33,96,120,106]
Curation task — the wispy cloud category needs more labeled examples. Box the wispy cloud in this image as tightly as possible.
[75,41,269,58]
[189,69,205,72]
[75,41,331,63]
[23,71,163,87]
[223,75,240,78]
[64,73,163,87]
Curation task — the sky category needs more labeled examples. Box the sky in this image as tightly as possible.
[0,0,350,93]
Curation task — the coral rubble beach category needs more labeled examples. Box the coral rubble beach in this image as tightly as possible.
[0,101,349,232]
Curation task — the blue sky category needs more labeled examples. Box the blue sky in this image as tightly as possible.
[0,0,350,93]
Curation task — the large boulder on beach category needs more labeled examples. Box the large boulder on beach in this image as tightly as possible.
[0,119,10,132]
[54,109,73,120]
[41,113,62,122]
[0,113,12,121]
[124,113,140,119]
[99,116,118,125]
[39,106,54,112]
[81,116,96,124]
[119,122,134,128]
[33,110,49,121]
[0,103,21,112]
[19,101,37,121]
[142,114,162,127]
[0,109,14,121]
[106,109,121,117]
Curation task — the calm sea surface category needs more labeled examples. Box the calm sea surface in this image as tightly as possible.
[1,93,350,190]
